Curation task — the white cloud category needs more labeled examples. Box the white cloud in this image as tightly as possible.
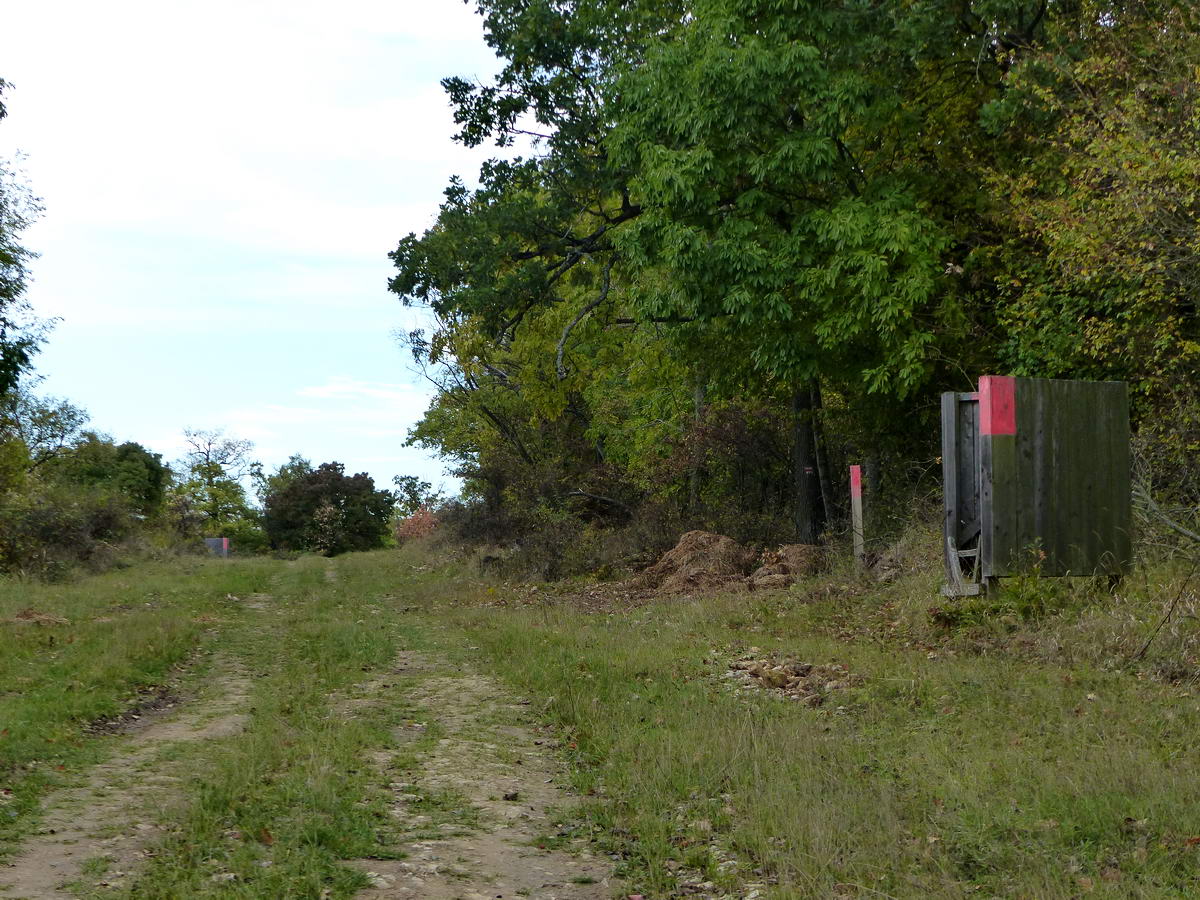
[219,375,449,488]
[296,376,421,402]
[0,1,495,494]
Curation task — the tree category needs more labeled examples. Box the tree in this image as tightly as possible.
[263,462,394,555]
[392,474,444,517]
[983,2,1200,404]
[253,454,312,505]
[391,0,1020,541]
[172,428,256,532]
[48,432,171,516]
[0,386,88,471]
[0,79,49,395]
[391,0,1200,554]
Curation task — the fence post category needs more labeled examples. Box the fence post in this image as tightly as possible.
[850,464,864,571]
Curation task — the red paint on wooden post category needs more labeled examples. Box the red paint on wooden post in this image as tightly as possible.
[222,537,229,553]
[850,465,864,570]
[979,376,1016,435]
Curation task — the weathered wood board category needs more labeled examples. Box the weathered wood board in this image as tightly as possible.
[944,376,1131,591]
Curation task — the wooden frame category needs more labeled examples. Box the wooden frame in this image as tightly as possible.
[942,377,1131,597]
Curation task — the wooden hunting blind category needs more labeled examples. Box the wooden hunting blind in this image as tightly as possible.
[942,376,1132,596]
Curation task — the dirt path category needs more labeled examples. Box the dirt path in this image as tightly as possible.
[349,651,616,900]
[0,656,252,899]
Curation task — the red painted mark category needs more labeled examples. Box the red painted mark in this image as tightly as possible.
[850,464,862,497]
[222,537,229,552]
[979,375,1016,435]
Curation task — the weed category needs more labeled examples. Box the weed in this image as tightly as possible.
[80,854,110,877]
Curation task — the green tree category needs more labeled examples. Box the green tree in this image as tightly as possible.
[983,2,1200,402]
[263,462,394,555]
[253,454,313,505]
[392,474,444,517]
[0,80,49,395]
[48,432,171,516]
[171,428,256,534]
[392,0,1018,540]
[392,0,1197,551]
[0,386,88,472]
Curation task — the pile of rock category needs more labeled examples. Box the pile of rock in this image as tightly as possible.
[728,656,862,706]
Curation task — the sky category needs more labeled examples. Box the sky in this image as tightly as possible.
[0,0,511,495]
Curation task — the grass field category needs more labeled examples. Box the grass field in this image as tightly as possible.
[2,543,1199,898]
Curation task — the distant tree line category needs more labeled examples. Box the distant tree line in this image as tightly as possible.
[0,385,400,577]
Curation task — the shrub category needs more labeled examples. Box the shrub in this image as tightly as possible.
[394,506,439,542]
[263,462,394,555]
[0,481,133,579]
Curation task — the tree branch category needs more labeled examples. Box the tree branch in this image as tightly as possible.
[1135,484,1200,545]
[556,257,615,380]
[565,488,632,516]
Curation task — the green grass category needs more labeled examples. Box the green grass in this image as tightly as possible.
[6,542,1200,898]
[104,555,411,898]
[425,550,1200,898]
[80,855,110,877]
[0,557,277,855]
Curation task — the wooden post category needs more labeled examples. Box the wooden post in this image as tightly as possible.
[850,464,864,571]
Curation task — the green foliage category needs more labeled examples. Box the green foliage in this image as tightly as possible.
[0,480,133,580]
[389,0,1200,561]
[0,387,88,471]
[220,514,270,555]
[392,474,444,517]
[0,80,49,395]
[0,393,179,577]
[608,0,957,393]
[262,461,395,555]
[985,1,1200,409]
[252,453,311,505]
[0,183,44,394]
[0,428,28,494]
[170,429,256,535]
[46,432,170,516]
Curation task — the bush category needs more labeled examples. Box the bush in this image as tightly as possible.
[220,515,270,555]
[394,506,439,542]
[263,462,394,555]
[0,482,133,579]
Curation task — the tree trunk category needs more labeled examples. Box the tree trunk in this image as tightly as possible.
[865,454,880,536]
[791,384,823,543]
[811,383,834,526]
[688,375,706,512]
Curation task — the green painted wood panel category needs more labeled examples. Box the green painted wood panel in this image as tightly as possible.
[983,378,1131,577]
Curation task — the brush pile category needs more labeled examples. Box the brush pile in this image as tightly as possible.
[635,531,826,596]
[634,530,758,594]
